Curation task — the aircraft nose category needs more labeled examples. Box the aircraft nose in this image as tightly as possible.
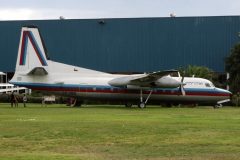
[217,88,232,96]
[224,89,232,96]
[228,91,233,100]
[226,90,232,101]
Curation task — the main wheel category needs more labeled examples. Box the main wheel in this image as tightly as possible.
[138,102,146,109]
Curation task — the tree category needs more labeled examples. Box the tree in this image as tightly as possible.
[178,65,214,80]
[225,43,240,93]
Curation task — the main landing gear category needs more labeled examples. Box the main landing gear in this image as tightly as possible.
[138,89,153,109]
[124,89,153,108]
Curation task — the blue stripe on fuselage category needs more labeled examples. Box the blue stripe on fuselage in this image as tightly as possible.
[11,82,229,95]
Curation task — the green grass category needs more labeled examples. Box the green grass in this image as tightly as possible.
[0,103,240,160]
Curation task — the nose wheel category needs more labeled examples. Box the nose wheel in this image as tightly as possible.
[213,103,223,109]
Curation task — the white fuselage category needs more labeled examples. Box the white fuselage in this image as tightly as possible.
[10,61,231,105]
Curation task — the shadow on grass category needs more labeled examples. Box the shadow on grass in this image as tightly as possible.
[0,103,234,110]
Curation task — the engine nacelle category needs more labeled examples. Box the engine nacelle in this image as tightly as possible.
[108,77,131,87]
[154,76,181,88]
[108,75,181,88]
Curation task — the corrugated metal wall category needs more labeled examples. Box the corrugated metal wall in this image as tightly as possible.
[0,16,240,72]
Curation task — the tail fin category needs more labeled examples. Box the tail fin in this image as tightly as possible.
[16,26,49,74]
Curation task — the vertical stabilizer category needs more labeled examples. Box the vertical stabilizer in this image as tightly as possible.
[16,26,49,73]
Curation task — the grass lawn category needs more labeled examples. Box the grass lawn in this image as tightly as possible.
[0,103,240,160]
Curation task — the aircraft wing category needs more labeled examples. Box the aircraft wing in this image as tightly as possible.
[108,70,179,87]
[129,70,178,85]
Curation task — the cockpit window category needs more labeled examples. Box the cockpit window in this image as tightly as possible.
[205,82,215,87]
[210,82,215,87]
[205,83,211,87]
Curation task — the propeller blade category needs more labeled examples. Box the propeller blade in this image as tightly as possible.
[179,72,186,96]
[180,84,186,96]
[181,76,184,83]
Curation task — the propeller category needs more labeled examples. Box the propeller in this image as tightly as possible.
[179,72,186,96]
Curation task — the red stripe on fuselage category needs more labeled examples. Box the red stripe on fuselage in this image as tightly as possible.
[29,87,230,97]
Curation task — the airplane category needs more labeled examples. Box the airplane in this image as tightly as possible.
[9,26,232,108]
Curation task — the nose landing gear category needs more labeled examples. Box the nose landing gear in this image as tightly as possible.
[213,103,223,109]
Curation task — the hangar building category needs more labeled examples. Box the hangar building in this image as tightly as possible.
[0,16,240,73]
